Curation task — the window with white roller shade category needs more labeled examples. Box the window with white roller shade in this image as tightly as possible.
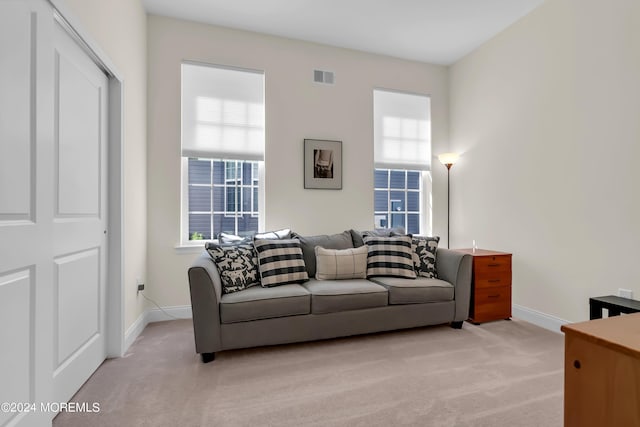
[181,62,264,161]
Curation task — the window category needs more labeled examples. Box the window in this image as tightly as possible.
[373,89,431,235]
[374,169,422,233]
[181,63,265,242]
[187,159,260,239]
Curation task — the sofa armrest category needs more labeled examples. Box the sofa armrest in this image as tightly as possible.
[436,248,472,322]
[188,252,223,354]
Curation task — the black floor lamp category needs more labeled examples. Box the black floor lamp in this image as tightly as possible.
[438,153,459,248]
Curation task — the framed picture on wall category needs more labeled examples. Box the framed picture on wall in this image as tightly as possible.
[304,139,342,190]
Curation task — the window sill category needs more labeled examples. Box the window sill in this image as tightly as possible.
[174,243,208,254]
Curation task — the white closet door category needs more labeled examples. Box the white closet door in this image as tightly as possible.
[0,2,110,425]
[51,21,108,404]
[0,1,55,426]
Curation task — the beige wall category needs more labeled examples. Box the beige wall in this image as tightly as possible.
[56,0,148,330]
[147,15,450,307]
[450,0,640,322]
[50,0,638,328]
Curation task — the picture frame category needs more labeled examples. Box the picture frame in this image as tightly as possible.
[304,139,342,190]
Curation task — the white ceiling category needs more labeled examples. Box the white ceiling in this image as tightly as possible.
[143,0,544,65]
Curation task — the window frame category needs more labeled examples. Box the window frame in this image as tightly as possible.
[372,88,432,236]
[180,158,265,245]
[223,160,241,217]
[374,168,431,235]
[180,62,265,246]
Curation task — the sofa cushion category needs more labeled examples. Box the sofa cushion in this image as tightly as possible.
[371,276,454,305]
[412,236,440,279]
[292,231,353,277]
[220,284,310,323]
[363,235,416,279]
[303,279,388,314]
[315,246,368,280]
[254,239,308,287]
[205,242,260,294]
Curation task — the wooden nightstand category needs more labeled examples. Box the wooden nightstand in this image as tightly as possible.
[454,249,512,324]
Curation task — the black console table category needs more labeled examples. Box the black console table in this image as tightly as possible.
[589,295,640,320]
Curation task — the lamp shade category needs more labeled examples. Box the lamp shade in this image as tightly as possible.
[438,152,459,166]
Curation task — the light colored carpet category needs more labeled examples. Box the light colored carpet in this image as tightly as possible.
[54,318,563,427]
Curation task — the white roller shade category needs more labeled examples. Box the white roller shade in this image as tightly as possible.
[373,89,431,171]
[181,63,264,161]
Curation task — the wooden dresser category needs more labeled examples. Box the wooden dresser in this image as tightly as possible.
[454,249,512,324]
[561,314,640,427]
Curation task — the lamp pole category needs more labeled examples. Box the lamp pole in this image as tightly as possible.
[438,153,459,249]
[445,163,452,249]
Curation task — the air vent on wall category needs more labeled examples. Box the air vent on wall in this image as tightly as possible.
[313,69,335,85]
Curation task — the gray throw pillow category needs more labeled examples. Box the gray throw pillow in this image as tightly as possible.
[412,236,440,278]
[350,227,406,247]
[205,242,260,294]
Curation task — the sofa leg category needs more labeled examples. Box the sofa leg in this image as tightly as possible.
[450,321,463,329]
[201,352,216,363]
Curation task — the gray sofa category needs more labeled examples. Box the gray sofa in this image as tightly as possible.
[188,233,472,363]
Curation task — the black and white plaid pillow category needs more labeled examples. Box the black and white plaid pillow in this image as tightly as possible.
[206,242,260,294]
[363,235,416,279]
[253,239,308,287]
[412,236,439,278]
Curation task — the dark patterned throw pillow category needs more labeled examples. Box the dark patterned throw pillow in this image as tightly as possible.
[412,236,439,278]
[363,235,416,279]
[206,242,260,294]
[253,239,308,287]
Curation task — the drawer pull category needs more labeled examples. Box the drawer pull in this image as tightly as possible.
[488,279,501,283]
[488,294,500,298]
[487,263,500,267]
[573,360,581,369]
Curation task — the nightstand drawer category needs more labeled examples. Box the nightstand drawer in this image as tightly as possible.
[475,271,512,289]
[472,286,512,322]
[474,255,512,274]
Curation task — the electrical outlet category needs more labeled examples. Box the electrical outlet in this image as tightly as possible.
[137,279,145,293]
[618,288,633,299]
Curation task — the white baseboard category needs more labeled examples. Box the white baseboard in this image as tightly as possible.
[124,311,148,352]
[145,304,192,323]
[123,304,192,353]
[513,304,569,333]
